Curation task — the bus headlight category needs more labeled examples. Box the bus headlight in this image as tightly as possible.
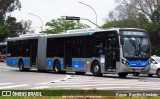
[122,59,129,66]
[122,59,126,64]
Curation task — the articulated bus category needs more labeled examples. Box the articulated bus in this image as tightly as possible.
[0,42,7,62]
[6,28,151,78]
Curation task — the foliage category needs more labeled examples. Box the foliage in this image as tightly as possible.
[144,5,160,55]
[108,0,160,21]
[6,16,23,37]
[43,18,90,34]
[20,20,32,34]
[0,0,21,19]
[0,0,21,41]
[102,13,149,29]
[0,24,10,42]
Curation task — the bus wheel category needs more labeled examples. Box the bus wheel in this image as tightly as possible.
[148,74,153,77]
[156,69,160,78]
[92,61,102,77]
[118,73,128,78]
[133,73,139,76]
[19,60,24,72]
[75,72,86,75]
[54,61,61,73]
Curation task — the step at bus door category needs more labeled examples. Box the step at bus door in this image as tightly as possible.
[107,51,116,70]
[64,40,72,69]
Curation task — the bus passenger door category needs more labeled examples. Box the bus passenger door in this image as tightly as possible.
[30,39,38,66]
[64,40,72,69]
[105,35,117,71]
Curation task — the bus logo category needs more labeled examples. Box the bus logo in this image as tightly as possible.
[2,91,11,96]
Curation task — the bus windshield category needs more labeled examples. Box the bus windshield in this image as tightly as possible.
[121,31,150,58]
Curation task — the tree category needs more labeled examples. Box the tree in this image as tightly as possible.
[0,0,21,41]
[106,0,160,23]
[0,0,21,20]
[144,5,160,55]
[6,16,23,37]
[43,18,90,34]
[20,20,32,34]
[6,17,33,36]
[102,13,149,29]
[0,23,9,42]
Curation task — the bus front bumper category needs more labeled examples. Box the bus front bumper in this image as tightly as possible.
[118,64,150,74]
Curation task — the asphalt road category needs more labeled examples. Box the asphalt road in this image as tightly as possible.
[0,62,160,95]
[0,62,67,89]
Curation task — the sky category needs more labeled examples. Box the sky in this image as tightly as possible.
[11,0,117,33]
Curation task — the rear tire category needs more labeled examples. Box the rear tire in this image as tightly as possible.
[92,61,102,77]
[54,60,66,74]
[19,60,24,72]
[148,74,153,77]
[118,73,128,78]
[156,69,160,78]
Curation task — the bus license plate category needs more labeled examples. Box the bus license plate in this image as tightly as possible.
[136,69,141,72]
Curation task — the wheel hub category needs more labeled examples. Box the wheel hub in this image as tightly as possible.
[55,65,58,72]
[94,65,99,72]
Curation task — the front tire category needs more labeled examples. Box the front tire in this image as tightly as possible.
[19,60,24,72]
[92,61,102,77]
[118,73,128,78]
[156,69,160,78]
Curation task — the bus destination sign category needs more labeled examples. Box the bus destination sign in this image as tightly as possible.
[122,31,146,36]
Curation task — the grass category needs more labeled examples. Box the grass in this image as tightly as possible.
[0,89,159,99]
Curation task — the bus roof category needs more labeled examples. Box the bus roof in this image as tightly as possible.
[6,28,147,41]
[47,28,147,38]
[6,33,43,41]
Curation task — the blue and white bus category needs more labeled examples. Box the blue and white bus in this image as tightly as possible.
[6,28,151,78]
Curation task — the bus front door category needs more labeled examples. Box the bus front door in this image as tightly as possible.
[64,40,72,69]
[105,37,116,71]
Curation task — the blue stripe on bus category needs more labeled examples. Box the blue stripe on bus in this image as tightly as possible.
[127,61,148,67]
[46,60,54,67]
[7,59,18,65]
[60,60,64,68]
[47,60,83,68]
[72,61,84,68]
[23,60,29,67]
[6,59,29,66]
